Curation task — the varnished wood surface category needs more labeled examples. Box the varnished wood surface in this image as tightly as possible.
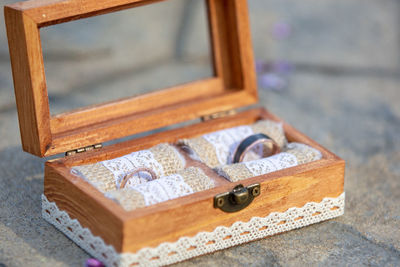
[58,108,339,167]
[5,0,257,157]
[121,160,344,253]
[4,7,51,156]
[50,78,224,135]
[47,90,257,156]
[44,164,126,251]
[207,0,257,96]
[44,108,345,253]
[7,0,169,27]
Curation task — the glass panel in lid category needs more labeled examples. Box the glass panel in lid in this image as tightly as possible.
[40,0,213,115]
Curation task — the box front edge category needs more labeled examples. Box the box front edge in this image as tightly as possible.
[41,192,345,267]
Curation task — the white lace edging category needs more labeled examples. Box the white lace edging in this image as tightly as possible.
[106,173,194,207]
[102,149,165,189]
[244,152,298,176]
[42,193,345,267]
[203,125,255,165]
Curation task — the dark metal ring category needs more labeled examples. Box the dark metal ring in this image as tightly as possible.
[120,168,158,189]
[232,133,280,163]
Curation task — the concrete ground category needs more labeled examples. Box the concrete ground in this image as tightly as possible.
[0,0,399,266]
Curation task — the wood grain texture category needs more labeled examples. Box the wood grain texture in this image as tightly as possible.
[44,108,345,253]
[50,78,224,134]
[61,108,268,166]
[121,160,344,253]
[4,7,51,156]
[7,0,168,27]
[207,0,257,96]
[5,0,258,157]
[59,108,339,167]
[48,90,256,156]
[44,163,125,251]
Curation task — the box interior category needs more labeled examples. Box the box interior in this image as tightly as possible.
[49,108,339,215]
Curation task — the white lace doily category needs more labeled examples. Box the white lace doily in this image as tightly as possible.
[244,152,298,176]
[110,174,194,206]
[203,125,257,165]
[42,193,345,267]
[102,150,164,188]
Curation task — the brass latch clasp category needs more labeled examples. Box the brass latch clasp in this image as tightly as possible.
[214,184,260,213]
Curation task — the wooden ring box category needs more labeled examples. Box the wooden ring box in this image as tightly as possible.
[4,0,345,266]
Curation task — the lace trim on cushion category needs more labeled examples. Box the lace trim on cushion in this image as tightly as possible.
[243,152,298,176]
[42,193,345,267]
[286,142,322,163]
[102,150,164,189]
[203,125,260,165]
[130,174,193,206]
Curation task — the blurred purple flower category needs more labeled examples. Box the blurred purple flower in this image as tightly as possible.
[255,60,267,73]
[259,73,287,91]
[256,60,294,75]
[85,258,104,267]
[272,61,294,74]
[273,22,291,40]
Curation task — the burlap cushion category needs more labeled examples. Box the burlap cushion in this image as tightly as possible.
[71,143,186,193]
[216,142,322,182]
[105,167,214,211]
[178,119,287,168]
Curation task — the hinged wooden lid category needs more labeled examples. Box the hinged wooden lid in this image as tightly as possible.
[5,0,257,157]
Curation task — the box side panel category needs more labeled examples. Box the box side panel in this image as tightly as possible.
[44,163,124,251]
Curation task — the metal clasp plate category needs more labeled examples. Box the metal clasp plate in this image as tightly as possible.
[214,184,260,213]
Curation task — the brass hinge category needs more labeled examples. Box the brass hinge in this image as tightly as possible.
[201,109,237,121]
[65,143,103,157]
